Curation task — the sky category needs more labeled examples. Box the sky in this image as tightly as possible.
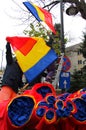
[0,0,26,49]
[0,0,86,67]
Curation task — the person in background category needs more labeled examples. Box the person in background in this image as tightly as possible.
[44,35,56,83]
[45,62,56,83]
[0,42,23,101]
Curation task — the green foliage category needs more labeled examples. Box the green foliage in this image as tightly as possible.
[23,22,64,55]
[80,33,86,58]
[23,23,49,41]
[68,69,83,93]
[52,44,60,55]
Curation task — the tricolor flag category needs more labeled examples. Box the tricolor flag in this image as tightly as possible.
[6,36,58,83]
[23,1,56,34]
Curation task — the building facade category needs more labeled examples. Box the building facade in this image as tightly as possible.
[65,43,85,73]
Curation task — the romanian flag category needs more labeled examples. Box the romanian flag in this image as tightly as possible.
[6,36,57,83]
[23,1,56,34]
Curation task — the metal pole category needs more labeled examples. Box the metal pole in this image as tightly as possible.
[53,0,65,89]
[60,0,65,53]
[60,0,66,93]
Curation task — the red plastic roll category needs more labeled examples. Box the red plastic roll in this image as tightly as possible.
[7,95,36,129]
[36,108,56,130]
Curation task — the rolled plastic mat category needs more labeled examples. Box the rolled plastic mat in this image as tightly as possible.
[7,95,35,128]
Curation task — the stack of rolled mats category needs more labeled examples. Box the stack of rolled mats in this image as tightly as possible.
[1,83,86,130]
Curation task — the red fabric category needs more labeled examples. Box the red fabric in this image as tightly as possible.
[23,83,56,103]
[35,108,56,130]
[0,86,16,130]
[0,85,86,130]
[23,89,43,103]
[25,101,48,129]
[53,117,76,130]
[6,36,37,55]
[32,83,56,96]
[0,100,23,130]
[38,7,56,34]
[70,116,86,125]
[36,116,56,130]
[57,118,75,130]
[0,100,10,130]
[75,125,86,130]
[0,86,25,130]
[0,86,17,102]
[25,107,42,129]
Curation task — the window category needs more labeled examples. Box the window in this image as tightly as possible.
[78,60,82,64]
[77,50,81,55]
[83,60,86,65]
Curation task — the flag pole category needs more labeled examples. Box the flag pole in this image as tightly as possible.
[52,0,65,90]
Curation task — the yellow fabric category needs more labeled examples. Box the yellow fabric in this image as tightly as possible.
[15,38,50,72]
[32,4,45,21]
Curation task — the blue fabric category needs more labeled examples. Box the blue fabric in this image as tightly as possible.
[81,94,86,101]
[73,98,86,121]
[48,103,54,108]
[36,107,46,117]
[8,96,35,127]
[62,108,71,117]
[58,93,70,101]
[80,87,86,92]
[56,109,64,118]
[38,101,54,109]
[47,95,56,104]
[56,100,71,118]
[38,101,49,107]
[23,2,41,22]
[46,110,54,120]
[56,100,64,109]
[56,108,70,118]
[66,101,74,111]
[36,86,52,98]
[24,49,58,83]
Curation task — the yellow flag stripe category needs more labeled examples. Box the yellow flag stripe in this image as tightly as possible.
[32,4,45,21]
[15,38,50,72]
